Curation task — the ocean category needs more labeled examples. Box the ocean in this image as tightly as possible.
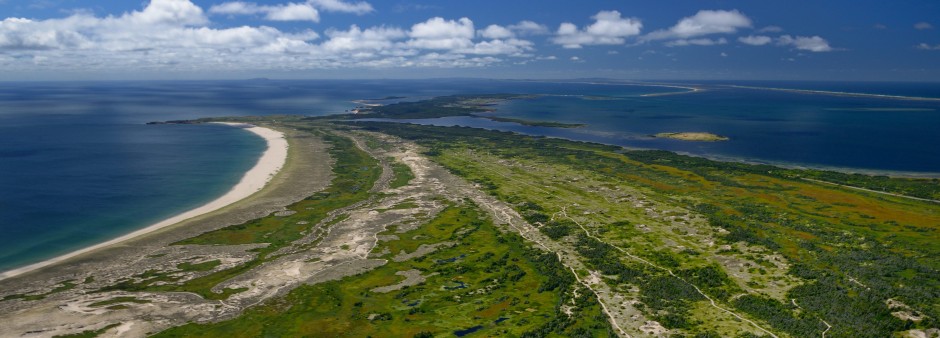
[1,79,938,272]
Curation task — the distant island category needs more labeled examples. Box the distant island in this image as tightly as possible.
[484,116,585,128]
[653,132,729,142]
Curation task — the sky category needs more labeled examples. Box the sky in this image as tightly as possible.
[0,0,938,81]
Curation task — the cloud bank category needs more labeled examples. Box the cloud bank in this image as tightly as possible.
[0,1,842,76]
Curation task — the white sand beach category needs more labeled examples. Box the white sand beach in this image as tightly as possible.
[0,122,288,281]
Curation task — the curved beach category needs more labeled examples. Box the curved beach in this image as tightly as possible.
[0,122,289,281]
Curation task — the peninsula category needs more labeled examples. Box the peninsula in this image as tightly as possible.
[0,96,937,338]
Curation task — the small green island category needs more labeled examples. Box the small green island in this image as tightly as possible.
[483,116,585,128]
[654,132,729,141]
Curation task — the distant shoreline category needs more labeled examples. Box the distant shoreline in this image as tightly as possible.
[728,84,940,101]
[0,122,289,281]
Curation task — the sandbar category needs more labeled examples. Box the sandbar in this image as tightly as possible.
[0,122,288,281]
[654,132,729,142]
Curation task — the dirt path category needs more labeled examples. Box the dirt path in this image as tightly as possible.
[458,154,778,337]
[802,178,940,204]
[559,207,780,338]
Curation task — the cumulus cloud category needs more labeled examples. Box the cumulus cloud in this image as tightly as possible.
[738,35,772,46]
[665,37,727,47]
[914,22,933,30]
[777,35,833,52]
[0,0,538,74]
[645,9,751,41]
[308,0,373,14]
[478,24,513,39]
[320,25,405,52]
[461,38,533,56]
[508,20,549,36]
[406,17,474,50]
[210,0,373,21]
[552,10,642,48]
[210,2,320,22]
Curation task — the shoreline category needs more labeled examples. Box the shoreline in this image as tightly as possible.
[727,84,940,101]
[361,119,940,178]
[0,122,289,281]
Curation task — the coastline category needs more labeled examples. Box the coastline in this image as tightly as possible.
[0,122,289,281]
[727,84,940,101]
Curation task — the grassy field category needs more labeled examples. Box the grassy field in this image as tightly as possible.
[359,121,940,338]
[70,111,937,337]
[155,203,614,337]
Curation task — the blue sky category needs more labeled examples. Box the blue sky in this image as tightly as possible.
[0,0,938,81]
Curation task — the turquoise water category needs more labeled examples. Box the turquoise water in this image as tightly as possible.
[1,79,938,273]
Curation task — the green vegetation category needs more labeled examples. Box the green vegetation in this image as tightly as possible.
[354,121,940,337]
[483,116,586,128]
[85,107,940,337]
[307,94,534,120]
[89,296,151,308]
[155,204,613,337]
[98,130,382,300]
[389,160,415,189]
[52,324,121,338]
[2,280,77,301]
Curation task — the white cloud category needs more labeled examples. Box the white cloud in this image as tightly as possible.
[208,2,258,15]
[738,35,772,46]
[406,17,474,50]
[0,0,538,74]
[646,9,751,41]
[478,24,513,39]
[409,17,474,39]
[308,0,373,14]
[914,22,933,30]
[720,52,728,57]
[321,25,405,51]
[778,35,833,52]
[461,38,533,56]
[552,10,642,48]
[508,20,549,36]
[209,0,373,21]
[210,1,320,22]
[265,3,320,21]
[873,23,887,30]
[666,37,727,47]
[917,43,940,50]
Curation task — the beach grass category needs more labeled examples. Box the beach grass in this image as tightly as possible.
[389,160,415,189]
[154,203,613,337]
[51,323,121,338]
[362,121,940,337]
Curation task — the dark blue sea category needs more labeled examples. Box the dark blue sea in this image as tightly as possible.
[1,79,938,273]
